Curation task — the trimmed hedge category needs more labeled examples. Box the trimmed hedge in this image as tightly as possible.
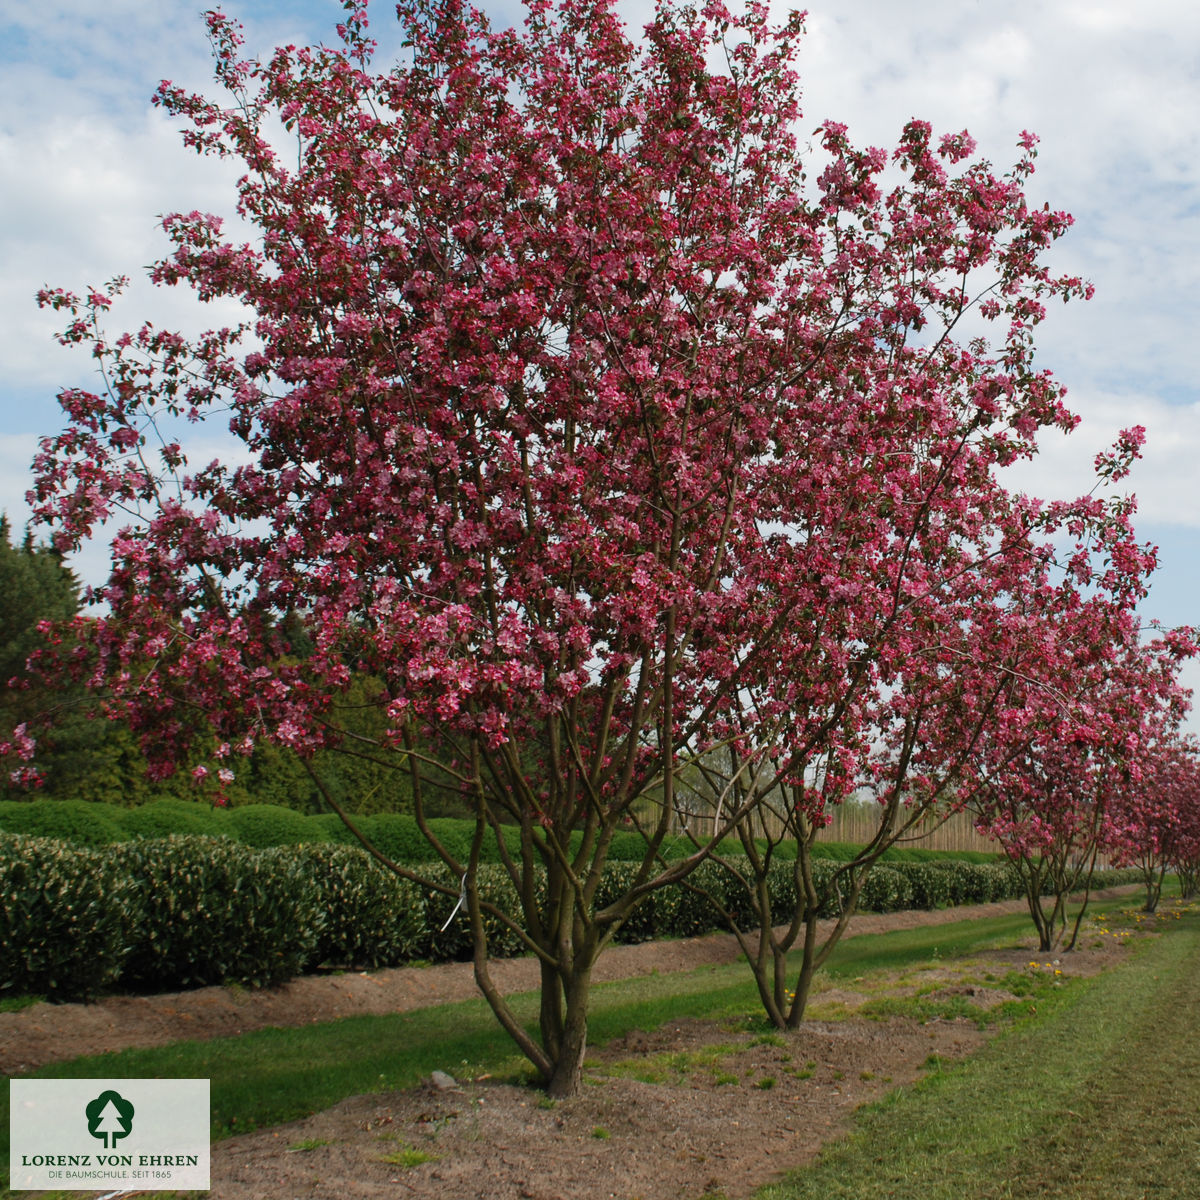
[420,862,538,961]
[857,865,915,913]
[890,861,955,909]
[358,814,430,864]
[111,836,320,991]
[0,824,1145,1001]
[0,799,125,846]
[929,859,1016,904]
[225,804,314,849]
[113,799,228,840]
[0,800,1003,867]
[292,843,426,969]
[0,834,139,999]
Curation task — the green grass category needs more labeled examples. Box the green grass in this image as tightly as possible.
[819,913,1035,979]
[374,1142,439,1167]
[604,1043,738,1085]
[286,1136,333,1152]
[857,991,986,1026]
[756,904,1200,1200]
[0,993,42,1014]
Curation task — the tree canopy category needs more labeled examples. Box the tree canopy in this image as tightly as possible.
[17,0,1196,1092]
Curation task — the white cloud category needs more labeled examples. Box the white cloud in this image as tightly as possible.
[1005,389,1200,529]
[0,434,39,531]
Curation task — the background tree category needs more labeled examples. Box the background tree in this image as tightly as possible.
[685,466,1165,1025]
[0,518,409,811]
[972,616,1191,951]
[1170,761,1200,900]
[1108,734,1200,912]
[0,515,143,800]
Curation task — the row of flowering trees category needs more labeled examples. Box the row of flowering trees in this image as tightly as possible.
[674,474,1197,1018]
[8,0,1199,1092]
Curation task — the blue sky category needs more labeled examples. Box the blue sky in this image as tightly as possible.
[2,0,1199,711]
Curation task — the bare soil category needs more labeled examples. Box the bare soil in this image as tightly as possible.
[1,892,1138,1200]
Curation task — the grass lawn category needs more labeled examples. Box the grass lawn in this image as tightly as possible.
[758,901,1200,1199]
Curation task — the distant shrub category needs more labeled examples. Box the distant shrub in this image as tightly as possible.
[226,804,315,848]
[655,834,699,861]
[491,823,528,864]
[810,842,859,862]
[0,799,124,847]
[356,814,430,864]
[664,861,730,936]
[422,818,474,865]
[928,860,1017,904]
[0,795,1069,1000]
[306,812,359,844]
[113,799,227,840]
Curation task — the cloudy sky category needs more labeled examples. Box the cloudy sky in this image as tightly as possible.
[2,0,1198,703]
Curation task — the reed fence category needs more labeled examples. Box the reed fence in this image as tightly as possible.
[672,801,1002,856]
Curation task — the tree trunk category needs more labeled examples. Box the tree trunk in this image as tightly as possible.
[784,908,822,1030]
[544,963,593,1098]
[1143,867,1164,914]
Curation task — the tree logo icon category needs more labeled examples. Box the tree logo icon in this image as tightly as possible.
[85,1090,135,1149]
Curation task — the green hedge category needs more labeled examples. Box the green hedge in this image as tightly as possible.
[420,862,538,961]
[0,800,1003,867]
[0,834,139,999]
[857,865,915,913]
[292,843,426,969]
[112,836,320,991]
[113,799,228,840]
[890,861,955,909]
[0,799,125,846]
[225,804,314,848]
[0,822,1145,1002]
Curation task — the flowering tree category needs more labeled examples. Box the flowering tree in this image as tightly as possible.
[685,464,1168,1023]
[22,0,1108,1090]
[1167,749,1200,900]
[1109,735,1200,911]
[971,596,1193,951]
[1171,772,1200,900]
[686,570,1030,1028]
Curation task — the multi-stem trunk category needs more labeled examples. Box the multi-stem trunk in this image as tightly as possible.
[467,857,602,1097]
[783,842,866,1029]
[1016,855,1062,952]
[543,960,594,1098]
[1140,860,1166,913]
[707,824,869,1031]
[1177,865,1199,901]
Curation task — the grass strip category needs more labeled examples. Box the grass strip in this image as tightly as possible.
[757,907,1200,1200]
[819,912,1033,979]
[0,910,1041,1166]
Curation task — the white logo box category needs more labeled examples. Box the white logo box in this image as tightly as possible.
[10,1079,209,1192]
